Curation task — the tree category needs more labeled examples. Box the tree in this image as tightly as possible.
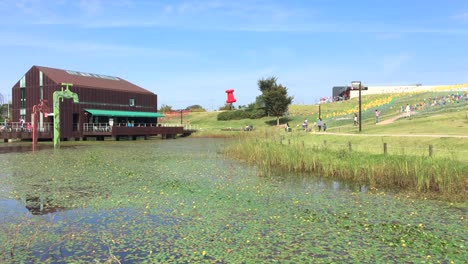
[159,104,173,113]
[218,103,233,111]
[185,105,206,112]
[258,77,293,126]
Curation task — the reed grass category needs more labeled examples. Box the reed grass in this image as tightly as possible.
[225,131,467,201]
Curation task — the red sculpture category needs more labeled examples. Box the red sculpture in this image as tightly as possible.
[32,99,51,151]
[225,89,236,103]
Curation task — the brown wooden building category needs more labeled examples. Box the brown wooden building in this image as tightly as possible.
[6,65,185,141]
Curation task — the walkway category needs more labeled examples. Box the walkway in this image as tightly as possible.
[378,111,415,125]
[322,132,468,139]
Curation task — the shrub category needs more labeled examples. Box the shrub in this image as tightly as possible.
[217,109,267,120]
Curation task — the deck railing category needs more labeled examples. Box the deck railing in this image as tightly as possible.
[82,123,193,133]
[0,122,53,133]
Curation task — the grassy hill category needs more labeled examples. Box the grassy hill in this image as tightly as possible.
[182,90,467,135]
[174,90,467,162]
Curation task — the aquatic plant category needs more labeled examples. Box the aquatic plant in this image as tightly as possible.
[0,139,466,263]
[225,133,467,201]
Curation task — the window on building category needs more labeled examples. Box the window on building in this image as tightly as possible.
[20,88,26,108]
[20,75,26,88]
[20,109,26,121]
[129,98,135,106]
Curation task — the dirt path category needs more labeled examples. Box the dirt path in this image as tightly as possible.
[378,112,414,125]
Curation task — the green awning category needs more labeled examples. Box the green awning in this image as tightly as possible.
[85,109,164,118]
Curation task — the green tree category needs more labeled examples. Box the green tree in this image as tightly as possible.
[218,103,233,111]
[159,104,173,113]
[246,95,267,119]
[258,77,293,126]
[185,105,206,112]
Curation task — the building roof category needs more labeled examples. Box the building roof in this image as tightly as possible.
[85,109,164,118]
[34,65,153,94]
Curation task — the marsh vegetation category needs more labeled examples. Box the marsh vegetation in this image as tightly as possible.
[0,139,466,263]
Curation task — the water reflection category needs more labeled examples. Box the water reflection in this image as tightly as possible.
[261,172,369,194]
[22,195,65,215]
[0,144,78,154]
[0,199,29,218]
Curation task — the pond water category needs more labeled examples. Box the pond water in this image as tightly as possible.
[0,138,466,263]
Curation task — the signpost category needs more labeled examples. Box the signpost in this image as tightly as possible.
[351,81,368,132]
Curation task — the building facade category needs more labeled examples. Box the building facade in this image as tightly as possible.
[10,65,167,140]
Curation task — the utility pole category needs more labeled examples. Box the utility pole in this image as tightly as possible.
[180,109,183,124]
[358,84,362,132]
[7,93,10,120]
[351,81,364,132]
[318,104,321,119]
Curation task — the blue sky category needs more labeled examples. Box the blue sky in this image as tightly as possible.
[0,0,467,110]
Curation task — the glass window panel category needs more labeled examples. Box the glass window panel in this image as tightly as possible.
[20,75,26,88]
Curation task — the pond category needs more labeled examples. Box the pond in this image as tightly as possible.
[0,138,466,263]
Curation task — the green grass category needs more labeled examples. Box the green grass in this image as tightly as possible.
[185,91,468,159]
[224,131,467,201]
[182,90,468,200]
[186,90,467,136]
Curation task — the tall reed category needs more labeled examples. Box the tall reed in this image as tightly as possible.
[225,132,467,200]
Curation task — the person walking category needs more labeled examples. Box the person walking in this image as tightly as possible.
[353,113,358,126]
[375,109,380,124]
[405,104,411,118]
[317,118,323,132]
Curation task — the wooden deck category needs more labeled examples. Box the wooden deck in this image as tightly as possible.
[1,123,195,142]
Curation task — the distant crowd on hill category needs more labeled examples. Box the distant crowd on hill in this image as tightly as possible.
[404,92,467,112]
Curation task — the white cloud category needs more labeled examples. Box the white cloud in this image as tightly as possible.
[0,32,193,58]
[1,0,467,36]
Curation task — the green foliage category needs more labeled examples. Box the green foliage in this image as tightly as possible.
[216,95,267,121]
[159,104,173,113]
[216,109,261,120]
[0,103,8,122]
[225,132,467,200]
[258,77,293,125]
[0,139,465,263]
[185,104,206,112]
[218,103,233,111]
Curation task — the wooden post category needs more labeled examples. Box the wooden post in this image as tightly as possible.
[359,84,362,132]
[429,145,433,157]
[348,142,352,152]
[383,143,387,155]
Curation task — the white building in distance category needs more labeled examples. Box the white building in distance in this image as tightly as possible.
[348,83,468,99]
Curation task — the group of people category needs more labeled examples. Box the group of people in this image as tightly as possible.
[0,118,33,132]
[285,118,327,132]
[353,109,381,125]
